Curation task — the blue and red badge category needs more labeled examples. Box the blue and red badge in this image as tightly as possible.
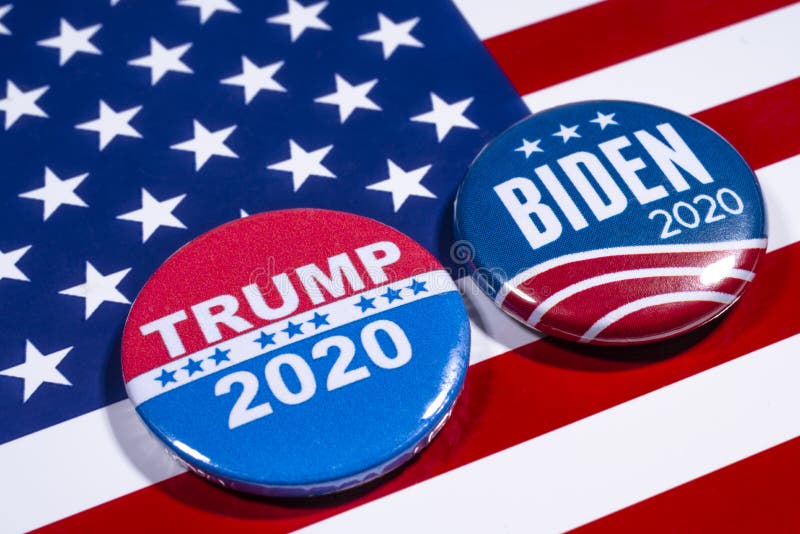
[122,209,469,496]
[455,100,767,344]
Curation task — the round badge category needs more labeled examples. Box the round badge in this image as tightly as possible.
[454,100,767,345]
[121,209,469,496]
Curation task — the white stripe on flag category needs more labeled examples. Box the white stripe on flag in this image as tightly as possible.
[760,154,800,253]
[0,400,184,533]
[452,0,604,40]
[523,4,800,114]
[301,333,800,534]
[458,275,542,365]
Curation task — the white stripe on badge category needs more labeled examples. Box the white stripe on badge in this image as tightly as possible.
[523,4,800,115]
[300,333,800,534]
[528,267,754,327]
[126,270,457,405]
[579,290,736,343]
[494,239,766,306]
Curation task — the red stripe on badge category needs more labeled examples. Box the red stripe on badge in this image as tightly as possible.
[516,249,761,296]
[502,247,762,327]
[483,0,798,97]
[122,210,442,380]
[575,436,800,533]
[40,241,800,532]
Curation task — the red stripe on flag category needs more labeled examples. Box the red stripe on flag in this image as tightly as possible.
[575,436,800,532]
[694,77,800,170]
[484,0,797,97]
[38,238,800,533]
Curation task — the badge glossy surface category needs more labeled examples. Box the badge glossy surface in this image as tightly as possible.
[122,209,469,496]
[455,100,767,344]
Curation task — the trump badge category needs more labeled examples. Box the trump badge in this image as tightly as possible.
[122,209,469,495]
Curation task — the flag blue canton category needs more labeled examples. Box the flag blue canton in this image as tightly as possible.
[0,0,526,443]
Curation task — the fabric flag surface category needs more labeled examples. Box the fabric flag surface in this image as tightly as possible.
[1,0,799,531]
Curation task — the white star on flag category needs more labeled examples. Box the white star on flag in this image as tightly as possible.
[128,38,193,85]
[515,138,543,158]
[19,167,89,221]
[75,100,142,150]
[0,80,48,130]
[267,139,335,192]
[59,261,131,319]
[359,13,423,59]
[267,0,330,42]
[411,92,478,142]
[178,0,240,24]
[117,188,187,242]
[0,5,12,35]
[0,245,31,282]
[366,159,436,212]
[221,56,286,104]
[552,123,581,143]
[170,120,238,171]
[0,340,73,402]
[37,18,101,66]
[315,74,380,123]
[590,111,618,130]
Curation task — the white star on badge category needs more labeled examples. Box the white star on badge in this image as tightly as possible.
[359,13,423,59]
[128,38,193,85]
[178,0,240,24]
[37,18,101,66]
[19,167,89,221]
[411,92,478,142]
[59,261,131,319]
[267,139,335,192]
[515,138,543,158]
[221,56,285,104]
[0,80,48,130]
[0,5,12,35]
[75,100,142,150]
[267,0,330,42]
[117,188,187,243]
[552,123,581,143]
[366,159,436,212]
[111,0,121,5]
[590,111,618,130]
[171,120,238,171]
[239,208,249,218]
[315,74,380,123]
[0,340,72,402]
[0,245,31,282]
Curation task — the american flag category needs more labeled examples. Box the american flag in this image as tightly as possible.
[1,0,798,531]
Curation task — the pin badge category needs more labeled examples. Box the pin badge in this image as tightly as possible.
[454,100,766,344]
[122,209,470,495]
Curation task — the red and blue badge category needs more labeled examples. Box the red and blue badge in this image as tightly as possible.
[455,100,767,344]
[122,209,469,496]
